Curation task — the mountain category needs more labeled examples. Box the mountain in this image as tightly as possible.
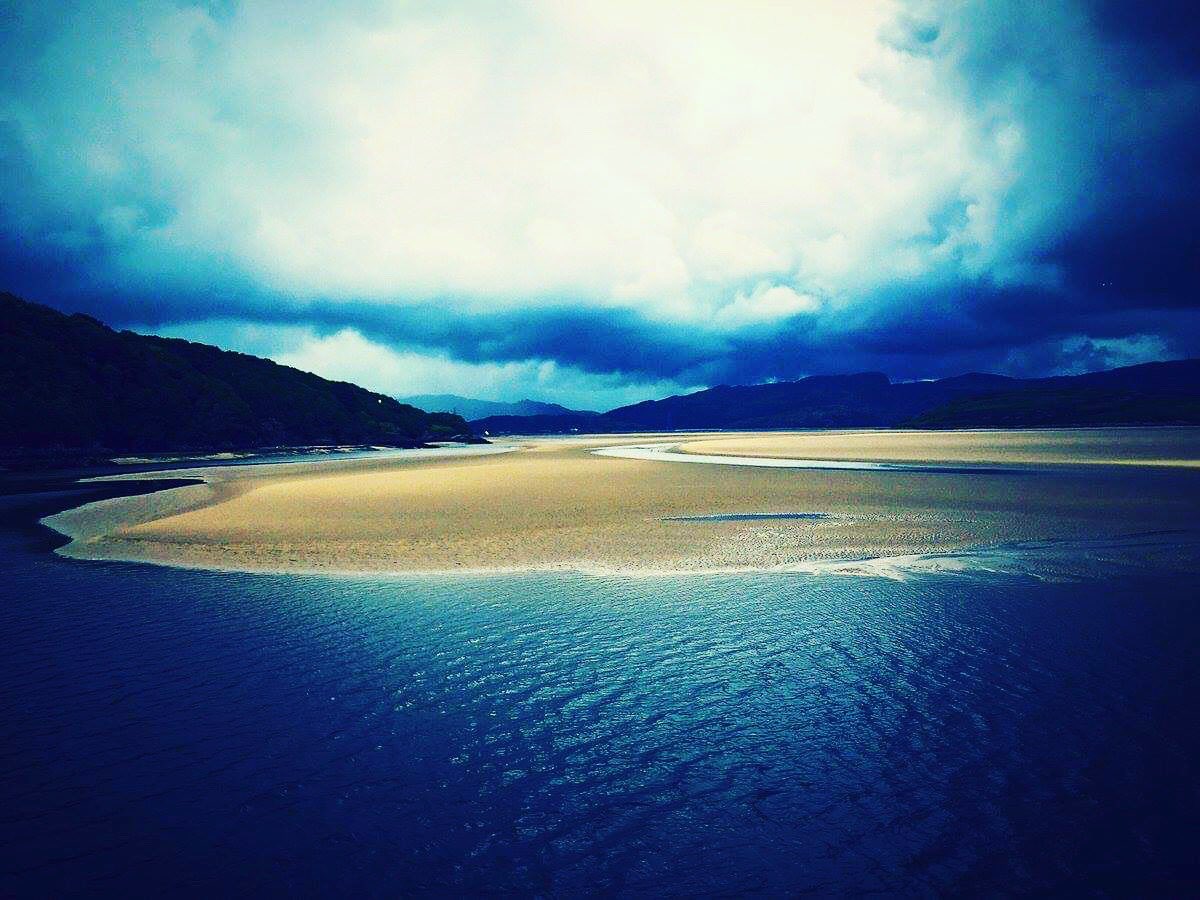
[472,413,604,435]
[399,393,593,420]
[0,293,474,457]
[472,361,1200,433]
[906,361,1200,427]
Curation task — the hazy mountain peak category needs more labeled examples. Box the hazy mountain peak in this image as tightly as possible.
[399,394,595,420]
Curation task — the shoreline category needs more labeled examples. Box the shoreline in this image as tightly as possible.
[674,427,1200,468]
[40,534,1200,581]
[35,467,1199,582]
[38,429,1200,578]
[593,442,1023,473]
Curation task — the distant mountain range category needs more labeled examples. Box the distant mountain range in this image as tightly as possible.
[399,393,594,421]
[1,293,474,458]
[7,291,1197,460]
[473,361,1200,433]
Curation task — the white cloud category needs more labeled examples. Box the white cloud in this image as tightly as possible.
[713,282,820,328]
[2,0,1025,323]
[275,329,700,410]
[147,320,697,410]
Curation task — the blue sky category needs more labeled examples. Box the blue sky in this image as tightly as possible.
[2,0,1198,408]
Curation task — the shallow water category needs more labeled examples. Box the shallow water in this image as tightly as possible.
[1,482,1198,895]
[94,441,518,481]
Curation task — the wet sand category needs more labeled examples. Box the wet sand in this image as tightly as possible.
[46,429,1200,575]
[677,427,1200,467]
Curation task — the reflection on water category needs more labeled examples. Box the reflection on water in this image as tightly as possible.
[2,512,1198,894]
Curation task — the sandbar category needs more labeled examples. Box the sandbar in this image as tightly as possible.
[677,427,1200,467]
[46,429,1200,575]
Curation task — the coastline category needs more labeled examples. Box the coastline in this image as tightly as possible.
[674,426,1200,467]
[39,429,1200,577]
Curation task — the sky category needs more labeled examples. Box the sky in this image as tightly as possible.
[1,0,1198,409]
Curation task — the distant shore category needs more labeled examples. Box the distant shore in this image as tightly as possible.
[0,439,492,473]
[675,427,1200,467]
[40,428,1200,576]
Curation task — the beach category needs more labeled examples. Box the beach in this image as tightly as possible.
[676,427,1200,467]
[44,428,1200,575]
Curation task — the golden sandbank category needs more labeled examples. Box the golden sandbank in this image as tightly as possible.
[46,428,1200,575]
[676,427,1200,467]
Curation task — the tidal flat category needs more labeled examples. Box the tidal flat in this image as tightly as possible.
[45,428,1200,576]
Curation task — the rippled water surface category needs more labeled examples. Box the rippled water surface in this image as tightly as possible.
[1,487,1198,895]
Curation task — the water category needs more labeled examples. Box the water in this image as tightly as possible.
[1,481,1198,895]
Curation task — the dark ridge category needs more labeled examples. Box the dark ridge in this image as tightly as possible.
[473,360,1200,434]
[1,292,479,460]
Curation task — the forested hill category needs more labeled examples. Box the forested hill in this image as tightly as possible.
[473,361,1200,434]
[0,293,472,455]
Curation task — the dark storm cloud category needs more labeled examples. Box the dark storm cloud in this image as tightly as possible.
[1091,0,1200,78]
[942,0,1200,309]
[1026,38,1200,315]
[1,0,1198,395]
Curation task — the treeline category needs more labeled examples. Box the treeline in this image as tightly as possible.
[0,293,473,456]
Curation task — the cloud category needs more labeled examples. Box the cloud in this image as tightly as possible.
[713,283,820,329]
[1,0,1198,402]
[1000,333,1178,378]
[0,0,995,309]
[147,319,699,410]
